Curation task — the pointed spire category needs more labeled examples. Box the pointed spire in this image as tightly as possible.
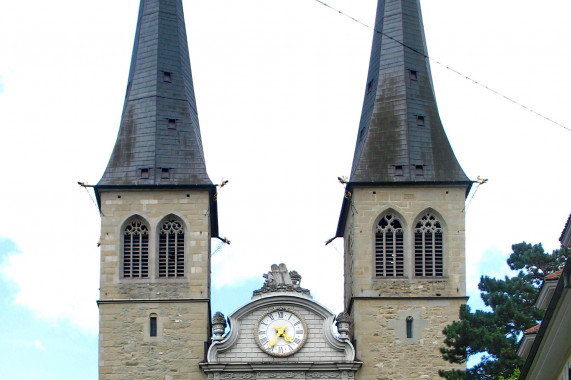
[98,0,211,186]
[349,0,469,184]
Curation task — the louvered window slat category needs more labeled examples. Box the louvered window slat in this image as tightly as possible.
[414,213,443,277]
[123,219,149,278]
[159,219,185,278]
[375,214,404,277]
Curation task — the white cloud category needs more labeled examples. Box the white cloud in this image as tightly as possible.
[0,235,99,333]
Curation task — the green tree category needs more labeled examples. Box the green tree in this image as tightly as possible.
[439,242,568,379]
[498,368,520,380]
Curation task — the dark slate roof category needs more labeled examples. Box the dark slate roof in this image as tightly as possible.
[349,0,469,184]
[98,0,211,186]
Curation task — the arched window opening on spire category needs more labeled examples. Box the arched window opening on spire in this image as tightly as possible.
[375,213,404,277]
[123,218,149,278]
[158,218,185,278]
[414,212,443,277]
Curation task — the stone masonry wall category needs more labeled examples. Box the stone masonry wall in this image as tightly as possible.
[344,185,467,379]
[98,189,212,379]
[99,301,209,380]
[99,189,212,299]
[351,298,464,379]
[344,185,467,306]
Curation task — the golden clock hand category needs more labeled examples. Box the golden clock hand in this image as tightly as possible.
[268,333,279,348]
[274,325,286,337]
[282,332,294,343]
[276,326,295,344]
[269,325,287,348]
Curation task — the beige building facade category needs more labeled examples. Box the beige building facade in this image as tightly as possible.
[342,186,468,379]
[97,190,213,379]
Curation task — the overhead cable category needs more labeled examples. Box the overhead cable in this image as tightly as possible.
[313,0,570,133]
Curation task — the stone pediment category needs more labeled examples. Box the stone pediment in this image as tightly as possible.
[201,265,361,379]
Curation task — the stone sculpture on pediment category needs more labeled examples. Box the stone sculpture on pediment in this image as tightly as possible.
[201,264,361,379]
[254,263,310,297]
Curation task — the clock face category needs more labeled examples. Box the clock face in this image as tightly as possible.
[255,309,307,357]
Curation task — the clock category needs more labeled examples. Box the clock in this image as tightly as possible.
[255,308,307,357]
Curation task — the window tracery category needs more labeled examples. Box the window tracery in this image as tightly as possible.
[123,219,149,278]
[375,213,404,277]
[414,212,443,276]
[158,218,185,277]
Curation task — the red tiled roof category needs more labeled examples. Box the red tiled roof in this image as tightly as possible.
[545,269,563,280]
[525,324,541,334]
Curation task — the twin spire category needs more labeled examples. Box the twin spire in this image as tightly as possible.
[98,0,210,186]
[350,0,469,184]
[99,0,468,189]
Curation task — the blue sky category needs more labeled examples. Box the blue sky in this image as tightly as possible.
[0,239,95,380]
[0,0,570,378]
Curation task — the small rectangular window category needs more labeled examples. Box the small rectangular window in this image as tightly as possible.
[168,119,177,130]
[395,165,403,176]
[417,115,425,127]
[150,316,157,337]
[406,317,413,338]
[409,70,418,81]
[161,168,170,179]
[416,165,424,176]
[163,71,172,82]
[140,168,149,179]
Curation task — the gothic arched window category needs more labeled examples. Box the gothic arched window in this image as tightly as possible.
[158,218,185,278]
[123,218,149,278]
[414,212,443,277]
[375,213,404,277]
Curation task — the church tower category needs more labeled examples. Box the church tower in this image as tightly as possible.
[337,0,471,378]
[94,0,217,378]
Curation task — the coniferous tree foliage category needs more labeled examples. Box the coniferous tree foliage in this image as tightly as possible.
[439,242,568,379]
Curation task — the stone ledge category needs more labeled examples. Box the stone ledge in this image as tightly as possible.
[97,298,210,305]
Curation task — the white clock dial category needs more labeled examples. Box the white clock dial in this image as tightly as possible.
[255,309,307,357]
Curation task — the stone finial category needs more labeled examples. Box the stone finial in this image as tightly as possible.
[253,263,310,297]
[212,312,226,341]
[336,312,352,340]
